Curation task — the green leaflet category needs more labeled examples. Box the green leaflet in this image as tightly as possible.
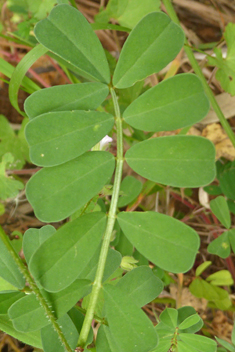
[195,261,212,277]
[219,162,235,200]
[77,247,122,283]
[0,291,42,348]
[123,74,209,132]
[41,314,79,352]
[35,4,110,83]
[125,136,216,188]
[24,82,109,119]
[210,196,231,229]
[0,227,25,289]
[159,308,178,329]
[26,110,114,167]
[26,151,115,222]
[208,23,235,96]
[103,284,158,352]
[23,225,56,264]
[206,270,233,286]
[180,334,217,352]
[96,325,122,352]
[113,12,184,88]
[29,212,106,292]
[0,292,25,314]
[207,231,231,259]
[116,266,163,307]
[0,314,42,348]
[189,278,231,310]
[8,279,91,332]
[118,175,142,207]
[117,212,199,273]
[177,306,203,333]
[0,115,29,170]
[178,315,201,330]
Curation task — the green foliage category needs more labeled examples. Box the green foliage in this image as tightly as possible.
[208,23,235,96]
[41,314,78,352]
[210,196,231,229]
[118,176,142,207]
[7,0,56,20]
[154,307,216,352]
[0,294,42,348]
[190,264,233,310]
[3,3,220,352]
[103,285,158,352]
[217,160,235,200]
[207,229,235,259]
[0,227,25,289]
[0,153,24,200]
[8,279,91,332]
[95,0,160,29]
[0,115,29,170]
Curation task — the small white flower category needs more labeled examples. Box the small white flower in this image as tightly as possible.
[199,187,210,209]
[99,135,113,150]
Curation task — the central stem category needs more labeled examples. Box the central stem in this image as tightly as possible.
[78,87,123,347]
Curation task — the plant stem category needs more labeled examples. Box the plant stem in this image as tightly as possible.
[78,88,123,347]
[162,0,235,148]
[0,227,73,352]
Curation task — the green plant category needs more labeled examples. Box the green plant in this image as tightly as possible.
[189,261,233,310]
[0,3,221,352]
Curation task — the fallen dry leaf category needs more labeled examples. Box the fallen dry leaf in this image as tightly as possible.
[170,285,207,312]
[202,123,235,160]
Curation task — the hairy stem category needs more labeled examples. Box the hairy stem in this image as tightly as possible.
[0,227,73,352]
[162,0,235,148]
[78,88,123,347]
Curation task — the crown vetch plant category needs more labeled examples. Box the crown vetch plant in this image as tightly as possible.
[0,4,218,352]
